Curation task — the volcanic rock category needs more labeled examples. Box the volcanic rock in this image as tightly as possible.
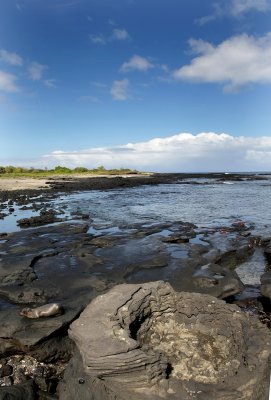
[62,281,271,400]
[17,210,62,227]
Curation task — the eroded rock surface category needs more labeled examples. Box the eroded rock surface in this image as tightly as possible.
[63,281,271,400]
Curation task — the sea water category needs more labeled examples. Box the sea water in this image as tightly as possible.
[0,177,271,236]
[54,177,271,237]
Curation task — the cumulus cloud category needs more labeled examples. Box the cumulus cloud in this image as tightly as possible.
[43,132,271,172]
[110,78,129,100]
[173,33,271,91]
[28,62,48,81]
[0,70,20,92]
[0,49,23,66]
[120,55,154,72]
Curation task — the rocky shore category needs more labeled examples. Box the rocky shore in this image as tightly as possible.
[0,173,271,399]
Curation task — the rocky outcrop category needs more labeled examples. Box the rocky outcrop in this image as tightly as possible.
[62,281,271,400]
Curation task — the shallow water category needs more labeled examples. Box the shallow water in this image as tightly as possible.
[1,178,271,237]
[53,178,271,236]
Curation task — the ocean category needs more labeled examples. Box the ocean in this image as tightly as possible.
[1,176,271,237]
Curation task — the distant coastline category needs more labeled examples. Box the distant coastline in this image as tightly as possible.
[0,170,269,195]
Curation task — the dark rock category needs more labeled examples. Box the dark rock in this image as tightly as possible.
[30,336,75,363]
[65,282,271,400]
[162,234,190,243]
[192,263,245,298]
[261,271,271,300]
[17,210,62,228]
[0,380,35,400]
[264,243,271,266]
[0,364,13,378]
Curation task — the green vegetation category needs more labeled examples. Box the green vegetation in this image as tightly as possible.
[0,165,140,178]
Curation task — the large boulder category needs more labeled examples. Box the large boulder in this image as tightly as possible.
[60,281,271,400]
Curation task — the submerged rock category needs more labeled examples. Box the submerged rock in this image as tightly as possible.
[61,281,271,400]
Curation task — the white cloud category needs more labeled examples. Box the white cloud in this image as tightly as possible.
[173,33,271,91]
[89,34,106,45]
[196,0,271,25]
[110,78,129,100]
[120,55,154,72]
[230,0,270,15]
[112,28,129,40]
[28,62,47,81]
[90,28,130,44]
[42,132,271,172]
[0,70,20,92]
[0,49,23,66]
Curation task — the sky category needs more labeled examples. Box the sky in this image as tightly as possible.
[0,0,271,172]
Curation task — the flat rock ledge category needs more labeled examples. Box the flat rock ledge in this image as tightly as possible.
[60,281,271,400]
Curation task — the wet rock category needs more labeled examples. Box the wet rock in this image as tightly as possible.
[64,281,271,400]
[264,242,271,266]
[162,234,190,243]
[0,254,37,285]
[17,210,62,227]
[261,271,271,300]
[218,244,254,269]
[192,263,244,298]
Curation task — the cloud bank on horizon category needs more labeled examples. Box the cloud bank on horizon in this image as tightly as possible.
[41,132,271,172]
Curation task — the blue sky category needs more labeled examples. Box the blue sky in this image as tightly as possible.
[1,0,271,171]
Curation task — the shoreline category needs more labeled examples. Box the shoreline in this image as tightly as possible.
[0,172,268,195]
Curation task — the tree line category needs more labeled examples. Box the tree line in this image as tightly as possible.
[0,165,139,175]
